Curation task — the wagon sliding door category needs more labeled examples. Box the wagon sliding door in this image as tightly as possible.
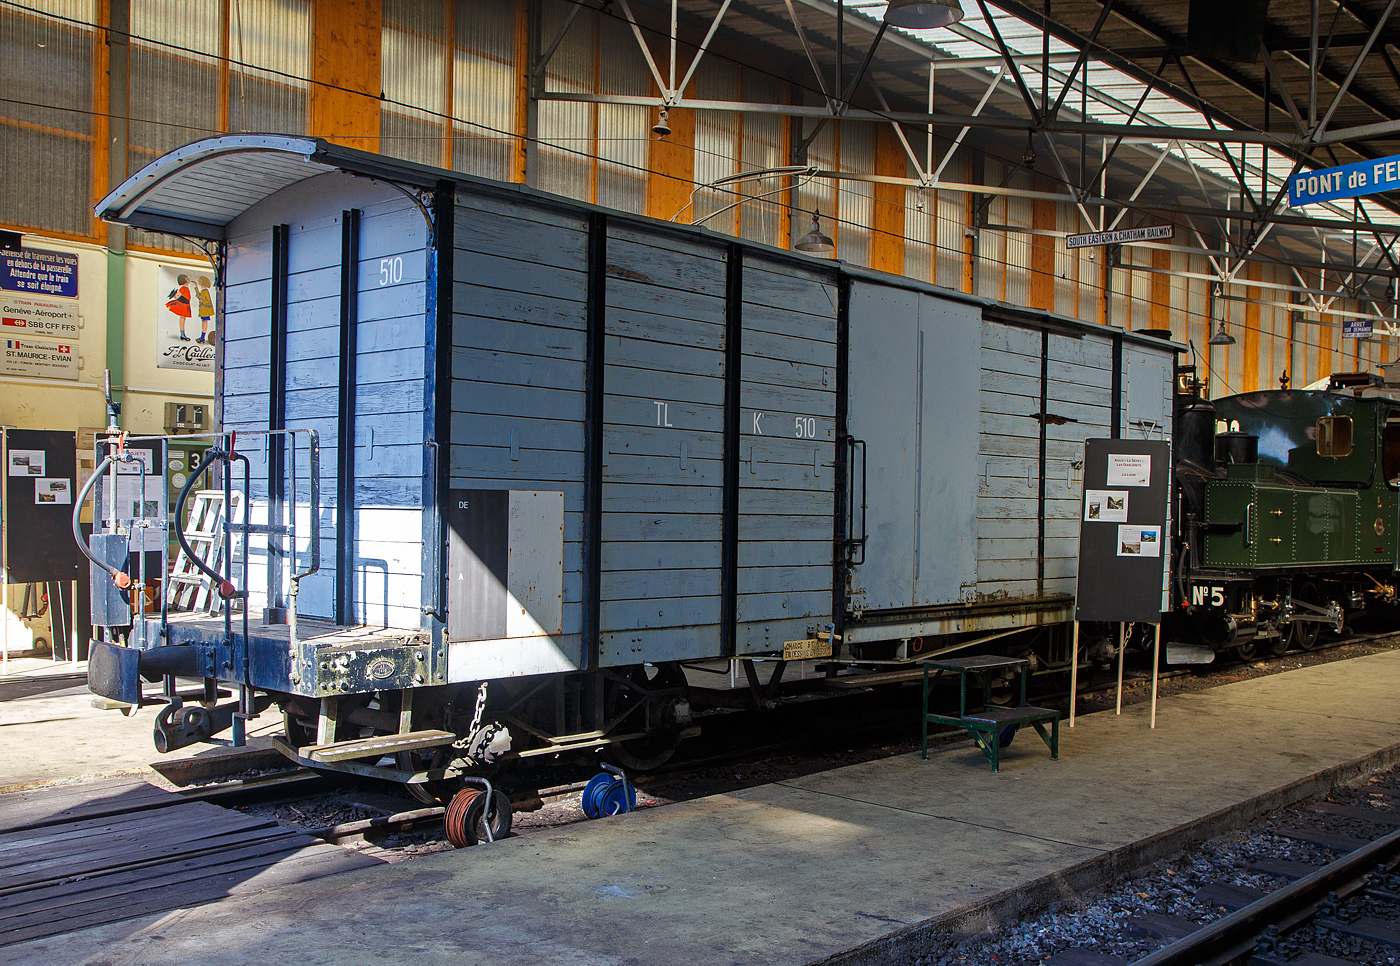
[846,284,980,613]
[977,321,1113,603]
[977,321,1045,600]
[599,226,729,665]
[734,256,837,654]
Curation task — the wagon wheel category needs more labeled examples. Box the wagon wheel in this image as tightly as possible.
[603,663,688,772]
[397,746,463,806]
[1289,582,1324,651]
[283,710,317,751]
[283,697,373,757]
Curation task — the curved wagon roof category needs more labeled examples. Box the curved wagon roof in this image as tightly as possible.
[94,135,449,240]
[96,133,1183,353]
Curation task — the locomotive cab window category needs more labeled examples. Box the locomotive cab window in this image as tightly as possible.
[1315,416,1353,458]
[1386,419,1400,484]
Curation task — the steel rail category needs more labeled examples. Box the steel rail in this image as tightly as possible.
[1130,826,1400,966]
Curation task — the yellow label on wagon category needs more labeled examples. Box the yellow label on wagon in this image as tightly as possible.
[782,637,833,661]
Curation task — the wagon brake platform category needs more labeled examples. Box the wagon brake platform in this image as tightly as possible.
[7,650,1400,966]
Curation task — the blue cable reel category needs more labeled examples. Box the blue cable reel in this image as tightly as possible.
[582,763,636,819]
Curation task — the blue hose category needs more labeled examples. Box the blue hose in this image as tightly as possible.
[581,773,636,818]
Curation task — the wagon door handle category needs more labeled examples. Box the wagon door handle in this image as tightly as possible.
[845,437,867,566]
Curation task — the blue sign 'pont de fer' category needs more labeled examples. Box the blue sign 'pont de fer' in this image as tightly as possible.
[1290,155,1400,207]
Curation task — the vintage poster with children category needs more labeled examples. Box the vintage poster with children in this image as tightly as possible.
[157,265,216,371]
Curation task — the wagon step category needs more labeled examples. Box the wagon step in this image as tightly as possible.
[303,729,457,763]
[826,668,926,688]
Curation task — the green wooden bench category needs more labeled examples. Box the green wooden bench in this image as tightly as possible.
[921,655,1059,772]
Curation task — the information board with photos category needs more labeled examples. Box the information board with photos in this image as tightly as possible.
[4,428,81,583]
[1074,438,1171,624]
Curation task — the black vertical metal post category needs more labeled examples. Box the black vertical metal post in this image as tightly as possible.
[335,209,361,626]
[1111,334,1123,439]
[1037,328,1049,595]
[423,182,454,634]
[832,275,851,657]
[267,223,290,622]
[721,244,743,658]
[582,212,608,670]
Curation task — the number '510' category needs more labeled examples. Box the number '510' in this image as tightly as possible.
[379,256,404,286]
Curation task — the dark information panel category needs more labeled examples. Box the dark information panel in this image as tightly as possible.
[1075,438,1171,624]
[4,428,81,583]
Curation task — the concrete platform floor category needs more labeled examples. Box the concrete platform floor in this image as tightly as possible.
[6,651,1400,966]
[0,658,284,791]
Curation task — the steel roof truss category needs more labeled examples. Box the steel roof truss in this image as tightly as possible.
[1045,0,1114,124]
[1315,0,1399,141]
[782,0,835,111]
[615,0,672,102]
[1258,44,1308,138]
[676,0,736,100]
[973,0,1041,124]
[533,1,582,87]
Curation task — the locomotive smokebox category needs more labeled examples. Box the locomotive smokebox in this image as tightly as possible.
[1215,431,1259,466]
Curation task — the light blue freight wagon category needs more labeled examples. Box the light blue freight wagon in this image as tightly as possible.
[81,136,1178,822]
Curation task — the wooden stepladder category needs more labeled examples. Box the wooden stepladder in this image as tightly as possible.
[167,490,244,614]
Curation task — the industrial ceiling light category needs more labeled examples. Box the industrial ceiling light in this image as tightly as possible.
[1208,320,1236,346]
[794,210,835,254]
[883,0,964,29]
[652,107,671,138]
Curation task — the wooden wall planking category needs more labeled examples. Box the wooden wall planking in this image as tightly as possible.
[600,224,726,662]
[735,253,836,653]
[645,82,697,223]
[1029,195,1055,311]
[450,192,590,645]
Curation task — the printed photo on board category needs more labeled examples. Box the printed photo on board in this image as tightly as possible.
[1116,524,1162,557]
[1084,489,1129,523]
[8,450,45,476]
[34,477,73,504]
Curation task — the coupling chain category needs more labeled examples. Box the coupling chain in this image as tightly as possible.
[453,681,489,751]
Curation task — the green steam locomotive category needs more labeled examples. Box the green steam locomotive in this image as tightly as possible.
[1168,370,1400,659]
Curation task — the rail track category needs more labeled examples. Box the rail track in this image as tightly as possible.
[925,763,1400,966]
[1133,823,1400,966]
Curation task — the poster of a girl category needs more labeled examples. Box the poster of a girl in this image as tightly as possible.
[166,273,193,340]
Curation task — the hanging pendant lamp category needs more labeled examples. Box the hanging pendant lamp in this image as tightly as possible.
[883,0,965,29]
[1208,320,1236,346]
[794,210,835,254]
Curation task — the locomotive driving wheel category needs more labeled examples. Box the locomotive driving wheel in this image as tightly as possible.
[1289,581,1324,651]
[603,663,689,771]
